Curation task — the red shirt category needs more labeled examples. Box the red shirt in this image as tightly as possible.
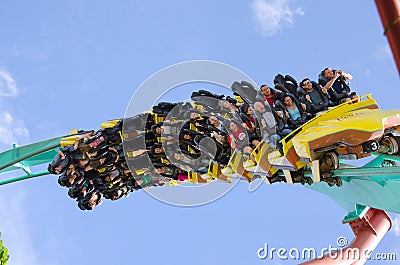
[228,126,248,150]
[265,94,275,106]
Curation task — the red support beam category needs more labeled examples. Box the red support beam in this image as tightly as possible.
[300,208,392,265]
[375,0,400,74]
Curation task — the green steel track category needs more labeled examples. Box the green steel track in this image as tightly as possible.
[0,137,62,185]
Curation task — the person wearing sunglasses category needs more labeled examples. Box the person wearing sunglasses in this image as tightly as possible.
[299,78,330,116]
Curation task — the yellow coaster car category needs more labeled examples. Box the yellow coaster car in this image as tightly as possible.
[269,94,400,185]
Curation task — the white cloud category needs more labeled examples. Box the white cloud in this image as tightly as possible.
[250,0,304,37]
[0,111,30,149]
[0,70,18,97]
[0,70,30,150]
[0,190,40,265]
[392,215,400,237]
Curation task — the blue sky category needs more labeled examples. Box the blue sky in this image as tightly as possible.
[0,0,399,264]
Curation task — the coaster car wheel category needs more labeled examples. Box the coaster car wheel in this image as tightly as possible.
[319,151,339,173]
[379,135,399,155]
